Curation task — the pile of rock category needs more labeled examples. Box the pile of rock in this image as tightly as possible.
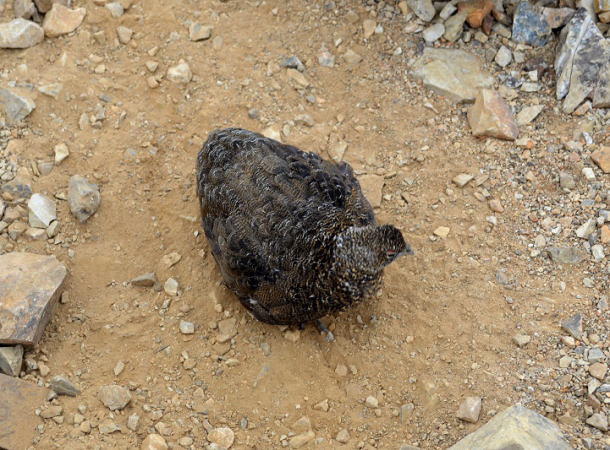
[0,0,86,49]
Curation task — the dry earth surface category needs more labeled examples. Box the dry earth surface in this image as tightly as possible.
[1,0,610,449]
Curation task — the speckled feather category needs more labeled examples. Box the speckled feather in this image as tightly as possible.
[196,128,409,325]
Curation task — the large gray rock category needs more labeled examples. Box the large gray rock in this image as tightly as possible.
[512,2,551,46]
[68,175,101,223]
[0,253,67,346]
[13,0,37,19]
[449,404,572,450]
[0,89,35,123]
[555,8,610,112]
[0,18,43,48]
[412,48,493,103]
[406,0,436,21]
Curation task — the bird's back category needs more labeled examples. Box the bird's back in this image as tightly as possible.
[196,128,375,324]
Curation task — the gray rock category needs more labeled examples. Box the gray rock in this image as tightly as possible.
[0,18,43,48]
[561,313,582,339]
[105,1,123,17]
[586,412,608,432]
[449,404,572,450]
[179,320,194,334]
[494,46,512,68]
[0,88,35,123]
[27,193,56,228]
[443,10,467,42]
[559,172,575,189]
[280,56,305,72]
[98,384,131,411]
[68,175,100,223]
[588,347,605,363]
[575,218,596,238]
[592,244,605,261]
[412,48,493,103]
[13,0,36,19]
[127,414,139,431]
[189,23,212,41]
[555,8,610,112]
[456,397,482,423]
[422,23,444,42]
[406,0,436,21]
[50,375,80,396]
[512,2,551,47]
[546,246,586,264]
[0,345,23,376]
[130,272,157,287]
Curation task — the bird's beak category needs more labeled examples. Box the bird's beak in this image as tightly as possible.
[402,244,415,256]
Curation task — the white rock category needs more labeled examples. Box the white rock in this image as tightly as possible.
[116,25,133,44]
[179,320,194,335]
[54,143,69,164]
[167,61,192,83]
[0,18,44,48]
[494,45,512,67]
[105,1,123,17]
[28,193,57,228]
[423,23,444,43]
[189,23,212,41]
[582,167,595,180]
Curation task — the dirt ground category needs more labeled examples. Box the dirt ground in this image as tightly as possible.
[1,0,608,449]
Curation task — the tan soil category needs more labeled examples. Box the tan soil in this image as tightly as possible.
[0,0,596,449]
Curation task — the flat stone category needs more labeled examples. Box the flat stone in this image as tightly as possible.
[433,226,450,238]
[179,320,194,335]
[555,9,610,112]
[468,89,519,141]
[512,1,551,46]
[586,412,608,431]
[54,143,69,164]
[68,175,101,223]
[189,23,212,41]
[358,174,384,208]
[131,272,157,287]
[443,10,468,42]
[494,46,512,68]
[513,334,531,347]
[105,1,123,17]
[127,414,139,431]
[412,48,493,103]
[40,405,62,419]
[516,105,544,125]
[218,317,237,339]
[561,313,582,339]
[0,88,35,123]
[542,7,576,28]
[449,404,572,450]
[0,374,48,449]
[0,253,67,346]
[423,23,444,42]
[167,61,192,83]
[208,427,234,448]
[589,362,608,380]
[160,252,181,268]
[49,375,79,396]
[343,49,362,64]
[328,141,347,163]
[0,345,23,376]
[98,384,131,410]
[99,418,120,434]
[452,173,474,187]
[42,4,86,37]
[406,0,436,21]
[362,19,376,39]
[27,193,56,228]
[0,18,43,48]
[286,68,310,88]
[292,416,312,433]
[576,218,596,238]
[289,431,315,448]
[116,25,132,44]
[142,434,168,450]
[336,428,350,444]
[591,146,610,173]
[456,396,482,423]
[440,2,457,19]
[546,246,586,264]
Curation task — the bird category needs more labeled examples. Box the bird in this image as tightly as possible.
[196,127,413,340]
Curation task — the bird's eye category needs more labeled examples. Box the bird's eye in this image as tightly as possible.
[386,250,397,258]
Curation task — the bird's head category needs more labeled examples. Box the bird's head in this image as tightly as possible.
[334,224,413,275]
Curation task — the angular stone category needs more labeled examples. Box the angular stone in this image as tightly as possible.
[0,253,67,346]
[343,49,362,64]
[589,362,608,380]
[576,218,596,238]
[423,23,444,42]
[54,143,69,164]
[362,19,376,39]
[0,345,23,376]
[131,272,157,287]
[443,10,468,42]
[167,61,192,84]
[163,277,178,296]
[407,0,435,21]
[586,412,608,431]
[546,246,587,264]
[289,431,315,448]
[494,45,512,68]
[179,320,194,335]
[189,23,212,41]
[513,334,531,348]
[591,146,610,173]
[49,375,80,396]
[588,348,604,364]
[42,4,86,37]
[208,427,235,448]
[116,25,132,44]
[542,7,576,28]
[512,2,551,46]
[142,434,168,450]
[449,405,572,450]
[287,68,310,88]
[0,18,43,48]
[456,396,482,423]
[458,0,493,28]
[516,105,544,126]
[412,48,493,103]
[0,374,48,450]
[28,193,56,228]
[468,89,519,141]
[34,0,70,13]
[68,175,101,223]
[555,9,610,112]
[99,418,120,434]
[452,173,474,187]
[433,226,450,238]
[98,384,131,410]
[13,0,36,19]
[358,174,384,208]
[561,313,582,339]
[0,88,35,123]
[328,141,347,163]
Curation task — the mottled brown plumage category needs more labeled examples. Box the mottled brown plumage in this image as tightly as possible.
[196,128,412,327]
